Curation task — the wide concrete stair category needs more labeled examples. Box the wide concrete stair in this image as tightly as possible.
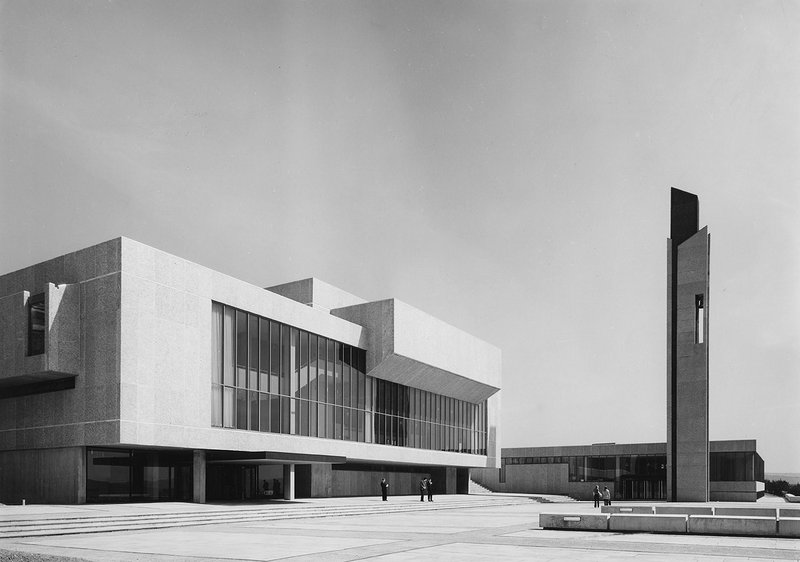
[0,495,532,539]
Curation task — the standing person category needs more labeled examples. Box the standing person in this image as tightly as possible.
[603,486,611,506]
[419,478,427,502]
[427,478,434,502]
[380,478,389,501]
[592,485,601,508]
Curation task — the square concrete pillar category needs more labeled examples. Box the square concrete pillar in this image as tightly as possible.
[283,463,295,500]
[193,450,206,503]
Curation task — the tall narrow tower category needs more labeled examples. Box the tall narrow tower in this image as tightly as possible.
[666,188,710,502]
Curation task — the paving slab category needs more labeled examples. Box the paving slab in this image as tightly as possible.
[2,497,800,561]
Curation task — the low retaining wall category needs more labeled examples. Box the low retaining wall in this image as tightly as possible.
[538,513,609,531]
[778,518,800,538]
[655,505,713,516]
[688,515,776,536]
[539,505,800,538]
[714,507,778,518]
[608,513,687,534]
[601,505,654,514]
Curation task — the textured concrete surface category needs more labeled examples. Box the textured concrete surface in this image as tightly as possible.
[539,512,609,530]
[3,496,800,561]
[688,515,777,536]
[608,513,687,534]
[778,517,800,538]
[655,505,713,515]
[602,505,655,514]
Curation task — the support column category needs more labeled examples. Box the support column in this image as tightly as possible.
[283,463,295,500]
[193,450,206,503]
[76,447,87,504]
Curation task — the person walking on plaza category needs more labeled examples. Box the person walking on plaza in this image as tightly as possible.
[603,486,611,506]
[427,478,434,502]
[380,478,389,501]
[419,478,427,501]
[592,485,601,508]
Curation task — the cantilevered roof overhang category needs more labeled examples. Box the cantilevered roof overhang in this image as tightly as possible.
[331,299,501,403]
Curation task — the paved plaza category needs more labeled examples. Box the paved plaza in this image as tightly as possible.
[1,495,799,561]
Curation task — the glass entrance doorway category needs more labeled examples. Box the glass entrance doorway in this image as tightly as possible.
[207,463,285,501]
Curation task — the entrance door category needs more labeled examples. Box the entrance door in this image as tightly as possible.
[206,464,285,501]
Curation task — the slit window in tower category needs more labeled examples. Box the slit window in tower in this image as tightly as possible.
[695,295,705,344]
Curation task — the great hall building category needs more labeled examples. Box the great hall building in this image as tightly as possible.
[0,238,500,503]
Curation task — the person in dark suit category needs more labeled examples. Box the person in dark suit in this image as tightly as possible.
[380,478,389,501]
[427,478,434,502]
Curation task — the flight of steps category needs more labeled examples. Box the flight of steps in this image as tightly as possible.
[0,496,531,539]
[468,479,494,494]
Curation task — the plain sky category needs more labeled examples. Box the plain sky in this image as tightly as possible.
[1,0,798,472]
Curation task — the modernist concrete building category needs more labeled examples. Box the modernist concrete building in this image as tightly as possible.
[667,188,710,502]
[472,440,764,503]
[0,238,501,504]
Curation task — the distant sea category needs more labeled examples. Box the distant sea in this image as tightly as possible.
[765,473,800,485]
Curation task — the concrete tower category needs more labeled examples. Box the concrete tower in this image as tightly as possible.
[666,188,710,502]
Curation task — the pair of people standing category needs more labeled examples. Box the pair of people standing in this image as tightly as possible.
[419,477,434,502]
[592,485,611,507]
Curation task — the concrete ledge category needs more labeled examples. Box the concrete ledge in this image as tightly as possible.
[601,505,654,514]
[655,505,713,516]
[779,508,800,519]
[778,518,800,538]
[609,513,687,534]
[688,515,777,536]
[538,513,609,531]
[714,507,777,518]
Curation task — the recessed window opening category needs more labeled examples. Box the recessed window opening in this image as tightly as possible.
[28,293,45,356]
[695,294,704,344]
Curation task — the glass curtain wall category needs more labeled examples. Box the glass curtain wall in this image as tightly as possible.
[86,448,192,503]
[211,302,488,454]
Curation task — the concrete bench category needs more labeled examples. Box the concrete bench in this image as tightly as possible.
[779,508,800,519]
[714,507,778,518]
[609,513,687,534]
[655,505,713,516]
[538,513,609,531]
[688,515,777,536]
[601,505,654,514]
[778,518,800,538]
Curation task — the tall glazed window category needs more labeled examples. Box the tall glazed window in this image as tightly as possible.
[210,301,487,454]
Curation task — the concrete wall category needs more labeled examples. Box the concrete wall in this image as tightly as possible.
[0,239,123,452]
[667,223,710,502]
[331,299,501,403]
[710,480,764,502]
[0,447,85,504]
[472,462,616,500]
[266,278,366,312]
